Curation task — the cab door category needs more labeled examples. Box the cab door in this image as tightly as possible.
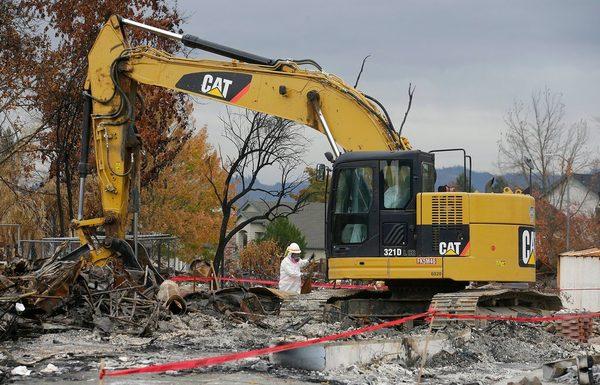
[379,159,417,258]
[329,161,380,258]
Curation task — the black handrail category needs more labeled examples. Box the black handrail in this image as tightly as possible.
[428,148,472,192]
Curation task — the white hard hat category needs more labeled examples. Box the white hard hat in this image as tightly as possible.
[287,242,301,254]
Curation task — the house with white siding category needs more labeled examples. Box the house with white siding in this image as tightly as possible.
[545,173,600,216]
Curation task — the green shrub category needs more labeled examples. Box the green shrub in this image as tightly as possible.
[259,217,307,256]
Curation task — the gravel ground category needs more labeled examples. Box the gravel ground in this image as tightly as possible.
[0,289,597,385]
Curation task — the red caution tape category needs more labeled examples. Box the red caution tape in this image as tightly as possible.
[170,275,387,291]
[558,288,600,291]
[99,311,429,379]
[172,275,277,286]
[429,311,600,323]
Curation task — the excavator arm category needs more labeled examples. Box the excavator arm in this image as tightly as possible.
[74,15,409,264]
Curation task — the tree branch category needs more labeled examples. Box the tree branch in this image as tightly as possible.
[398,83,415,137]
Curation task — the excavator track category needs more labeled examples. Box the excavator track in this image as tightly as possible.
[429,288,563,328]
[318,286,562,328]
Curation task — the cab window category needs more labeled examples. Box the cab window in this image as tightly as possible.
[422,162,436,192]
[333,167,373,244]
[381,160,411,209]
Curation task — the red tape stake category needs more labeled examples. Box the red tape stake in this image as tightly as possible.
[99,311,429,379]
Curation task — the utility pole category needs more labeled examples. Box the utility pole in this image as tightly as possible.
[565,167,572,251]
[524,158,534,195]
[545,153,573,251]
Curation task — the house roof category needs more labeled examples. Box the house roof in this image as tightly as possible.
[287,203,325,249]
[237,201,325,249]
[237,200,272,225]
[546,172,600,196]
[572,173,600,195]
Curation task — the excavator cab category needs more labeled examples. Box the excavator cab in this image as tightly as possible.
[325,148,539,286]
[326,150,435,261]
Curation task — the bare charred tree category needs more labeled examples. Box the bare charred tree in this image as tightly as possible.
[398,83,415,138]
[498,87,593,275]
[498,87,589,194]
[206,110,310,275]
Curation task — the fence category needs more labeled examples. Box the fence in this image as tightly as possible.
[19,233,188,273]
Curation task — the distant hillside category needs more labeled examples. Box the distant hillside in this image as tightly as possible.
[234,178,305,207]
[435,166,530,191]
[435,166,493,191]
[234,167,535,206]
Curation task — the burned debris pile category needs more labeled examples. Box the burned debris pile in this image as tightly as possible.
[185,286,287,324]
[0,249,288,342]
[0,255,166,339]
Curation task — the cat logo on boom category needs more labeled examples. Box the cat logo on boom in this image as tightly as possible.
[175,72,252,103]
[201,75,233,98]
[439,241,462,256]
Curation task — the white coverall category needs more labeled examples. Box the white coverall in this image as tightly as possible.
[278,254,309,294]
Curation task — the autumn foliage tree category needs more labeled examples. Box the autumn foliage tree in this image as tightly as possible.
[535,197,600,278]
[0,1,48,162]
[0,2,52,245]
[293,167,328,203]
[239,240,282,280]
[20,0,191,236]
[141,128,227,261]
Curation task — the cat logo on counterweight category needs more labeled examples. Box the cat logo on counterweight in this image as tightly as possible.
[518,227,536,267]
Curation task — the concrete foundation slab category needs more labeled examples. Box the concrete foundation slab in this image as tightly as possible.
[270,339,407,371]
[270,330,470,371]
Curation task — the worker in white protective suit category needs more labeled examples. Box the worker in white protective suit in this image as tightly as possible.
[278,242,313,294]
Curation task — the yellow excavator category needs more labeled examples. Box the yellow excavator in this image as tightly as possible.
[72,15,560,320]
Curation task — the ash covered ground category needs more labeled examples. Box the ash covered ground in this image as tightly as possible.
[0,287,597,385]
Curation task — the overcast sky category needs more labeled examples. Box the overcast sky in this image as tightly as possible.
[176,0,600,182]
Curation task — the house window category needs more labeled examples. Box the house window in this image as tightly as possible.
[239,230,248,248]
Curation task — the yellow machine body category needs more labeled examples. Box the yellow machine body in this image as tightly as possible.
[328,192,536,282]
